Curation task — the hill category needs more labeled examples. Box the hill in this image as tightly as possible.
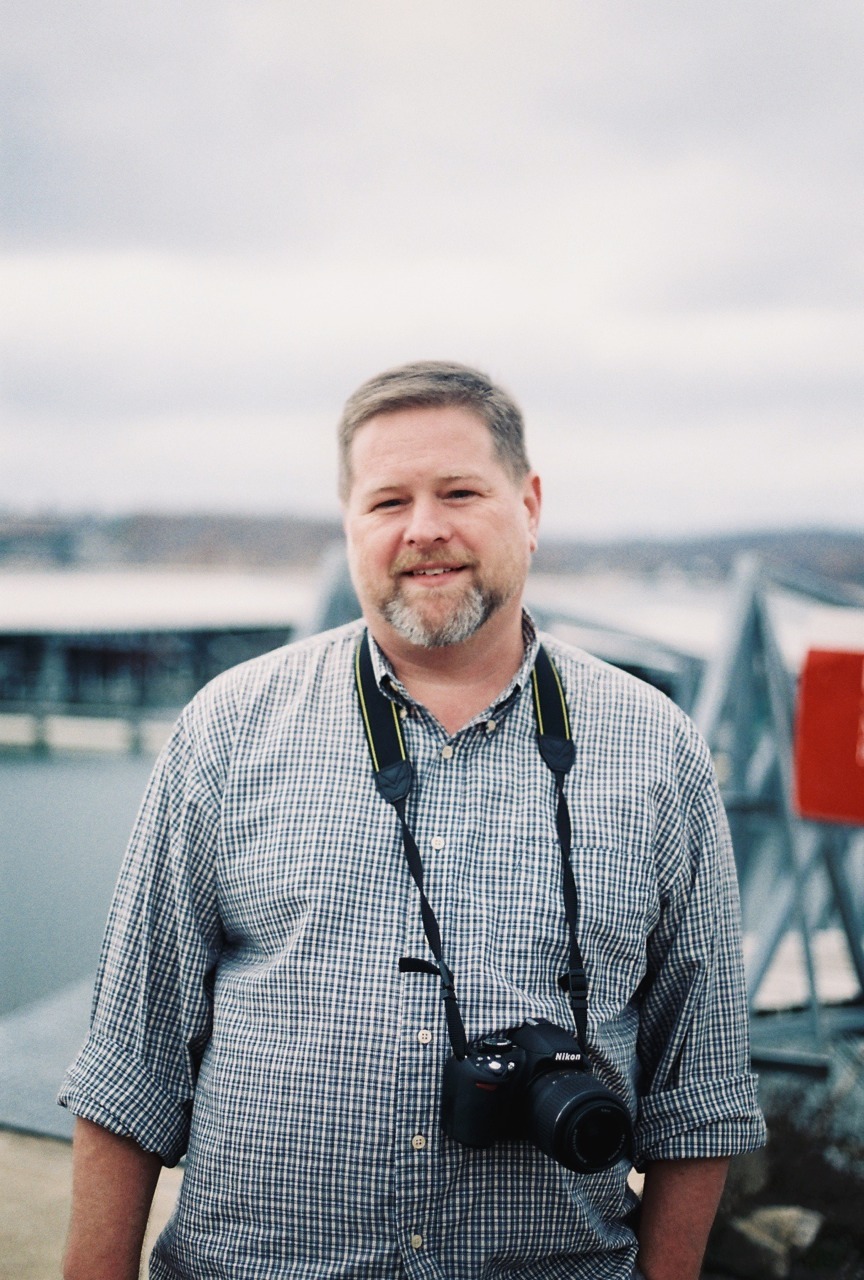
[0,513,862,586]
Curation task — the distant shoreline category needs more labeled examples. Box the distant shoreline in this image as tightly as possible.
[0,513,862,586]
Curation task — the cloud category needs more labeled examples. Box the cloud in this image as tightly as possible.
[532,406,864,536]
[2,1,863,533]
[5,1,864,254]
[4,248,862,397]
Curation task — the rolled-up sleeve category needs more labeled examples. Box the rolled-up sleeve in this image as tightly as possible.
[58,699,226,1166]
[634,716,766,1166]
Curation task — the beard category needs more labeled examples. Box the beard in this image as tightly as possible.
[380,579,507,648]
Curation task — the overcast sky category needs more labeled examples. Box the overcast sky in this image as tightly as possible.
[2,1,863,537]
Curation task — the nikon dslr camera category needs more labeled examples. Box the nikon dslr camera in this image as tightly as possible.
[441,1017,633,1174]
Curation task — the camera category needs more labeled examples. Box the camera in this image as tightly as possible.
[441,1017,633,1174]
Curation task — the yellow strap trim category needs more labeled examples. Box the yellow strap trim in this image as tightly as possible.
[550,659,572,739]
[390,699,407,761]
[532,653,572,741]
[356,638,408,769]
[531,667,545,736]
[355,642,380,773]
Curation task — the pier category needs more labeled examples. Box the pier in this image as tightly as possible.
[0,568,316,753]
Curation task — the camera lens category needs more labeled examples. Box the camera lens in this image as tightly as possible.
[563,1097,631,1171]
[526,1070,632,1174]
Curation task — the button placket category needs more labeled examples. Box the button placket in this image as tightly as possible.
[389,700,454,1272]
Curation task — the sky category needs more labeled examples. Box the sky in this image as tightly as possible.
[2,1,863,537]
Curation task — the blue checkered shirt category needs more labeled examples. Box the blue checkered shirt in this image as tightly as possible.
[60,616,765,1279]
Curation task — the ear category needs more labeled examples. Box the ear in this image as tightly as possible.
[523,471,542,552]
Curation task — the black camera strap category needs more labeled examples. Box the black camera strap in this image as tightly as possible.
[530,648,589,1058]
[355,631,589,1061]
[355,634,469,1060]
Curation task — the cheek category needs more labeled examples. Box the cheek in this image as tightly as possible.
[347,528,393,588]
[487,521,532,569]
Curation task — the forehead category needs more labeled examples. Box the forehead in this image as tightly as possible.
[348,404,500,485]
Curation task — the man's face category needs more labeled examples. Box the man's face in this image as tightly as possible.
[343,405,541,650]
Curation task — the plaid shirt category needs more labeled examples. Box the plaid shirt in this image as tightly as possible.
[60,616,765,1280]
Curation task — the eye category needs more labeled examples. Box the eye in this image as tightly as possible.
[446,488,478,501]
[371,496,406,511]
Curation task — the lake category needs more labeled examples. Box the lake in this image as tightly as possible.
[0,752,159,1016]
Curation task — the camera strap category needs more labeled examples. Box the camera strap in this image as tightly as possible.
[354,631,589,1061]
[530,648,589,1058]
[355,633,469,1059]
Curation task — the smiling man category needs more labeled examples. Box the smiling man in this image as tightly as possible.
[60,361,765,1280]
[343,394,541,730]
[347,405,531,646]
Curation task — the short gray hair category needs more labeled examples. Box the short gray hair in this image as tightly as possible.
[337,360,531,499]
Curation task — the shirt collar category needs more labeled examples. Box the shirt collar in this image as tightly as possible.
[366,610,541,721]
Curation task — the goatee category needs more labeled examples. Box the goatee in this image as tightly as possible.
[382,584,503,648]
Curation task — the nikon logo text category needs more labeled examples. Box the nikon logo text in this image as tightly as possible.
[554,1052,579,1061]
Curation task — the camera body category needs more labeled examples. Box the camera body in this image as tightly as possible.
[440,1016,633,1174]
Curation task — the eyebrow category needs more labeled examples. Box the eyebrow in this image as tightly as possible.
[364,472,487,497]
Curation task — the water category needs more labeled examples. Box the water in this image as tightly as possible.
[0,752,158,1016]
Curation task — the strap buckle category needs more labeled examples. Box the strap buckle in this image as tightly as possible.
[558,967,588,1006]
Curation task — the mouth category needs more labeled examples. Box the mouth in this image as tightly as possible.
[398,563,470,582]
[406,566,463,577]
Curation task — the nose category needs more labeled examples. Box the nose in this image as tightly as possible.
[403,495,452,546]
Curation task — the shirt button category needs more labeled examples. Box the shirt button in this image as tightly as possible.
[430,835,444,850]
[441,744,454,759]
[485,719,497,733]
[417,1029,433,1045]
[411,1134,427,1150]
[399,707,409,720]
[410,1233,424,1250]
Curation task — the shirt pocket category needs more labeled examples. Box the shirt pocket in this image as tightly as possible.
[569,843,658,1022]
[486,840,657,1024]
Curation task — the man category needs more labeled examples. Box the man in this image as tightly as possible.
[60,361,765,1280]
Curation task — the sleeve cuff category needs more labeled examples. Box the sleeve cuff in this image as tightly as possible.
[635,1071,767,1166]
[57,1034,191,1166]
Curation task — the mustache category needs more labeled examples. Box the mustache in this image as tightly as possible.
[391,554,477,575]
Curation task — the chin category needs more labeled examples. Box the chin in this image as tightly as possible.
[382,586,499,649]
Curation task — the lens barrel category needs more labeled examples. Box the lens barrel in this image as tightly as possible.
[526,1069,633,1173]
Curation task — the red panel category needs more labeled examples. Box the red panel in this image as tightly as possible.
[793,649,864,824]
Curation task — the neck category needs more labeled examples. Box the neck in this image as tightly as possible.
[367,603,527,734]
